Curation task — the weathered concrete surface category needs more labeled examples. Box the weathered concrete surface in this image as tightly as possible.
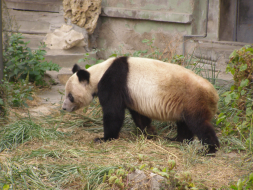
[186,39,249,82]
[4,7,65,34]
[97,0,194,58]
[96,17,188,58]
[101,7,192,23]
[5,0,62,12]
[44,47,96,68]
[101,0,194,13]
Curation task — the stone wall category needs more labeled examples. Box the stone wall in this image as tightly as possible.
[95,0,218,59]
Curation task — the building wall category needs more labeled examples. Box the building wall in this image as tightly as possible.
[95,0,219,59]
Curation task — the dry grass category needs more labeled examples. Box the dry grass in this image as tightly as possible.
[0,100,252,189]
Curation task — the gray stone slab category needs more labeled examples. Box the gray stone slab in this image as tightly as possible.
[101,7,192,23]
[6,9,65,31]
[45,48,97,68]
[18,20,50,34]
[46,67,72,85]
[37,84,65,105]
[22,34,45,48]
[6,0,62,13]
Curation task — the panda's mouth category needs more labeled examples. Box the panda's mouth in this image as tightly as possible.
[71,106,77,112]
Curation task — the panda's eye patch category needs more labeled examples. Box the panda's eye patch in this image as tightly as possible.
[68,93,74,103]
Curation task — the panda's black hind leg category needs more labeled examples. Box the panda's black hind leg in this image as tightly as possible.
[167,121,194,142]
[128,109,156,138]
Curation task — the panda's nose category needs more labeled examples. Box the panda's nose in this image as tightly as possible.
[62,108,66,110]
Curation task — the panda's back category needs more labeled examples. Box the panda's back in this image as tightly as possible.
[126,57,218,121]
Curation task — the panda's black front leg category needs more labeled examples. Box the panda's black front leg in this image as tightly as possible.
[94,105,126,143]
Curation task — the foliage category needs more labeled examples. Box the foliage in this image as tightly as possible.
[0,76,33,108]
[217,45,253,152]
[229,173,253,190]
[3,33,60,86]
[78,51,104,69]
[0,33,61,109]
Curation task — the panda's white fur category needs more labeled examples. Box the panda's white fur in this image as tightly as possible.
[126,57,218,121]
[63,56,219,154]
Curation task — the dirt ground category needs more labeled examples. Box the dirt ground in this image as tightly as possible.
[1,84,252,189]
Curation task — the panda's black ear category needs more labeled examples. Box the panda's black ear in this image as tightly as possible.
[72,64,81,73]
[76,69,90,83]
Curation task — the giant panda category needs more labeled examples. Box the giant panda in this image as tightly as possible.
[62,56,220,154]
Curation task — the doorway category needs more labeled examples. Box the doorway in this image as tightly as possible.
[219,0,253,43]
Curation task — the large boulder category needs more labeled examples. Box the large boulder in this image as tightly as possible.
[44,24,86,50]
[63,0,102,35]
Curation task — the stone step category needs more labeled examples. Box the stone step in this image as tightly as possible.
[46,67,72,86]
[22,34,45,49]
[18,20,50,34]
[189,40,240,82]
[46,59,97,85]
[5,0,62,13]
[193,40,247,62]
[44,47,97,68]
[6,9,65,34]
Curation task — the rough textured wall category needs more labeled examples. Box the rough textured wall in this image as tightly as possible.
[96,0,195,59]
[63,0,102,34]
[102,0,194,13]
[207,0,220,40]
[96,17,190,59]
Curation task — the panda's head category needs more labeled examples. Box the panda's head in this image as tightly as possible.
[62,64,93,112]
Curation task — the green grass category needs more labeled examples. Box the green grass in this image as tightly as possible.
[0,116,65,152]
[0,108,252,189]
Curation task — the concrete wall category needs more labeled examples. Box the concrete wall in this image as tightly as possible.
[95,0,220,59]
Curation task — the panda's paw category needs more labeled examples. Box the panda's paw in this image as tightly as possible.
[94,137,105,143]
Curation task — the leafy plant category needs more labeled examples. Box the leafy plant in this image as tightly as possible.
[3,33,60,86]
[217,45,253,152]
[78,52,104,69]
[0,76,33,108]
[229,173,253,190]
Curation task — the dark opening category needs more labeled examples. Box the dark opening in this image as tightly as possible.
[219,0,253,43]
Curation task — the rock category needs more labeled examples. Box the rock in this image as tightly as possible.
[127,169,167,190]
[44,24,86,49]
[63,0,102,35]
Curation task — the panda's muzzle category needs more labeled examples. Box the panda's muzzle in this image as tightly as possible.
[62,98,77,112]
[62,105,76,112]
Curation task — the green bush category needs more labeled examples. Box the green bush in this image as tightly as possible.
[0,78,33,108]
[0,33,61,108]
[3,33,60,86]
[217,45,253,151]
